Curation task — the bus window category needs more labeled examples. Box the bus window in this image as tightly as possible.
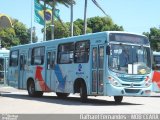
[58,42,74,64]
[9,50,19,67]
[74,40,90,63]
[0,58,4,71]
[31,47,45,65]
[47,51,56,69]
[28,48,32,65]
[47,52,51,69]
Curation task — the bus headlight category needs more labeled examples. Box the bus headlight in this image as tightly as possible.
[108,76,122,87]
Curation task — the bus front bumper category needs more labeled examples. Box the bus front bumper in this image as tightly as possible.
[105,83,152,96]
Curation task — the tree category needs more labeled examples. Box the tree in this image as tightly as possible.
[143,27,160,51]
[45,21,70,40]
[44,16,123,40]
[0,19,37,48]
[0,28,19,48]
[12,20,30,44]
[87,16,123,32]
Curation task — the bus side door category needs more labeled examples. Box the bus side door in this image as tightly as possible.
[19,54,26,89]
[91,45,104,95]
[46,50,56,91]
[8,50,19,88]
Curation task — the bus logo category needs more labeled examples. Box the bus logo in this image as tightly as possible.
[76,64,84,75]
[130,83,134,87]
[78,64,82,72]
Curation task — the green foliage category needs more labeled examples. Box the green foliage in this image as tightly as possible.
[45,16,124,40]
[143,27,160,51]
[45,21,70,40]
[0,19,38,48]
[0,28,19,48]
[88,16,123,32]
[13,20,30,44]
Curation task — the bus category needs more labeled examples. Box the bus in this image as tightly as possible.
[0,48,9,85]
[152,51,160,92]
[7,31,152,103]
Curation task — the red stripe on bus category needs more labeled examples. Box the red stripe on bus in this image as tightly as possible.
[152,71,160,88]
[35,66,51,91]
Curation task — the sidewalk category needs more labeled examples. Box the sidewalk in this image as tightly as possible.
[0,85,20,93]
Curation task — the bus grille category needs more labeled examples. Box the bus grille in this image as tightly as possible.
[125,89,140,93]
[119,77,144,82]
[122,84,141,87]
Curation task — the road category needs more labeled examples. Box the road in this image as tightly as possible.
[0,86,160,114]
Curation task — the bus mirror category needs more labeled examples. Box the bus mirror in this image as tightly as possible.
[106,45,110,55]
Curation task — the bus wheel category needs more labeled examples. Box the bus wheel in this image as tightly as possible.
[27,80,36,97]
[36,91,43,97]
[56,92,70,98]
[114,96,123,104]
[80,83,87,103]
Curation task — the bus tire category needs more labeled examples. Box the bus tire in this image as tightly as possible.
[36,91,43,97]
[80,82,87,103]
[56,92,70,98]
[114,96,123,104]
[27,80,36,97]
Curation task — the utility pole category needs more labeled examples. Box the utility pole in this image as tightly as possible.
[51,7,55,40]
[84,0,88,34]
[70,3,74,36]
[43,2,46,41]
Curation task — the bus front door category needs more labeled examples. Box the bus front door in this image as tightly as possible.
[91,45,104,95]
[19,54,26,89]
[46,51,56,91]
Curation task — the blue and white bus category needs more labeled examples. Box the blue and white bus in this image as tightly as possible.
[0,48,9,85]
[7,31,152,103]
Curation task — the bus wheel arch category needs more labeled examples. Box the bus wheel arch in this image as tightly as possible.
[74,78,88,102]
[27,78,43,97]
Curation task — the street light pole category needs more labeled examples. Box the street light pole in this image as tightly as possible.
[84,0,88,34]
[70,3,74,37]
[51,7,55,40]
[43,2,46,41]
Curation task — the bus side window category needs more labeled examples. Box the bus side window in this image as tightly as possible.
[28,48,32,65]
[9,50,19,67]
[51,52,56,69]
[74,40,90,63]
[31,47,45,65]
[47,52,51,69]
[58,43,74,64]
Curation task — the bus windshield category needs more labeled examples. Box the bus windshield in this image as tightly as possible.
[109,44,151,74]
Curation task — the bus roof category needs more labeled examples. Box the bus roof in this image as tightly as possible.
[0,48,9,53]
[10,31,147,50]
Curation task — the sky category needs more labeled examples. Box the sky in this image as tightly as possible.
[0,0,160,40]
